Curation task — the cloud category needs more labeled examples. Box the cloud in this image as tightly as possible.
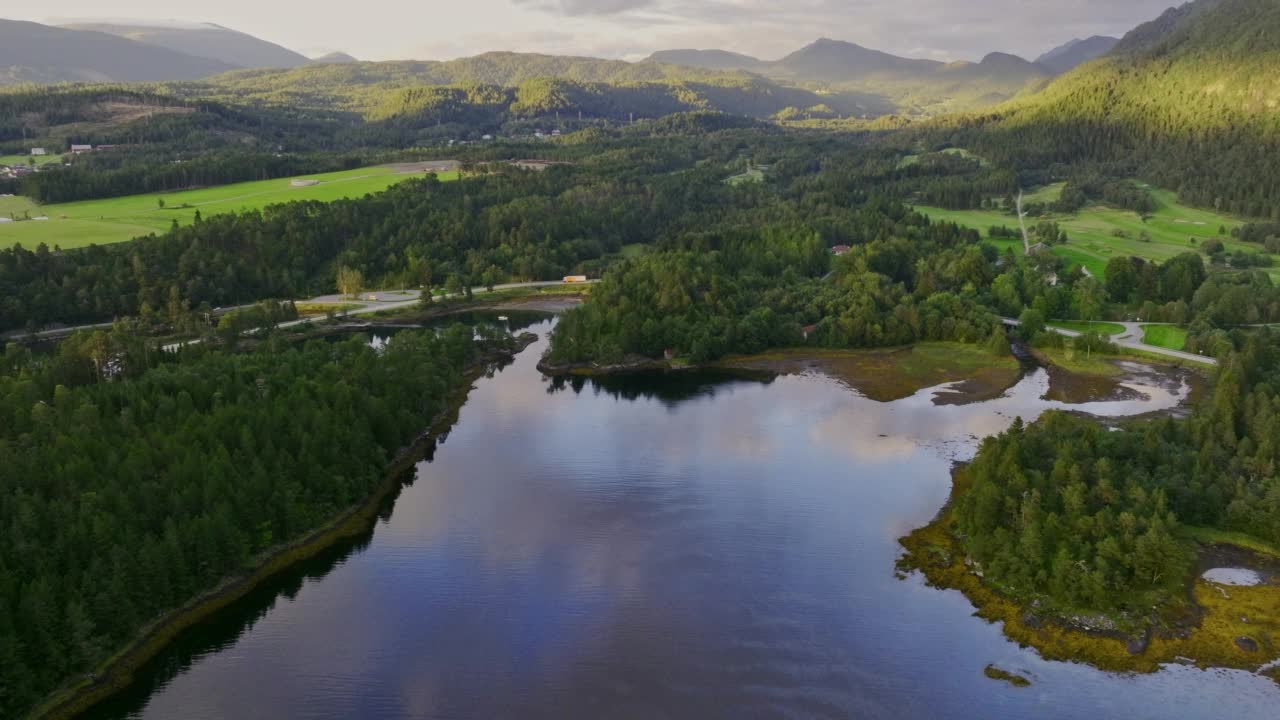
[513,0,658,16]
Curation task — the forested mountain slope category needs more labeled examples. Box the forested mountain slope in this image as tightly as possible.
[927,0,1280,219]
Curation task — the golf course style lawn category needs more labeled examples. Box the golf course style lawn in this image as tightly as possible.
[1142,325,1188,351]
[1048,321,1126,336]
[0,165,458,250]
[915,181,1263,280]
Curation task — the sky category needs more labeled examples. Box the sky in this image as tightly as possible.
[21,0,1181,63]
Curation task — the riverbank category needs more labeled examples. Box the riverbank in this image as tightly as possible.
[899,467,1280,682]
[540,342,1024,403]
[27,334,537,720]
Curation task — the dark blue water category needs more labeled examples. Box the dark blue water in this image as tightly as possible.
[86,321,1279,719]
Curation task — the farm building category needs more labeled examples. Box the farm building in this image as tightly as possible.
[291,179,321,188]
[70,144,93,154]
[30,148,47,156]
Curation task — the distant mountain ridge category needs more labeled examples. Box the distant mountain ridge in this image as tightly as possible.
[61,21,310,70]
[0,19,236,85]
[1034,36,1119,73]
[647,38,1052,114]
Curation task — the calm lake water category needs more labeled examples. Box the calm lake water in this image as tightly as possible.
[85,319,1280,720]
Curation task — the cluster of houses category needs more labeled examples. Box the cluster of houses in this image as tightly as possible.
[0,144,120,179]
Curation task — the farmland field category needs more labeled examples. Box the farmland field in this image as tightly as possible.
[914,184,1260,279]
[0,165,458,250]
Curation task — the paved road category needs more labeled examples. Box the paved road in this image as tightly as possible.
[5,281,592,346]
[165,281,594,350]
[1002,318,1218,366]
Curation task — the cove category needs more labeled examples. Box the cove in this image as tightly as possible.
[81,319,1280,720]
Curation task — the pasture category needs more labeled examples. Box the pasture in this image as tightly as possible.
[0,154,65,168]
[0,165,458,250]
[915,183,1259,279]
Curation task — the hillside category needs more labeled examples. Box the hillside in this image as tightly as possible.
[181,55,895,120]
[647,38,1051,114]
[62,21,310,69]
[1034,36,1120,73]
[0,19,236,85]
[929,0,1280,218]
[312,52,358,65]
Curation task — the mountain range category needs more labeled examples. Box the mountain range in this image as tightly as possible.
[0,14,1134,116]
[61,21,311,70]
[646,33,1128,113]
[0,19,349,86]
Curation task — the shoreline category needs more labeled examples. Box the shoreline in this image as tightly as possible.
[898,466,1280,681]
[27,336,535,720]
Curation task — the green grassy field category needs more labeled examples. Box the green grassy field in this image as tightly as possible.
[0,166,457,250]
[915,184,1259,280]
[897,148,987,169]
[1048,321,1125,335]
[1142,325,1188,351]
[726,168,765,185]
[0,154,65,167]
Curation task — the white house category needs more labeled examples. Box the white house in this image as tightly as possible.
[30,148,47,156]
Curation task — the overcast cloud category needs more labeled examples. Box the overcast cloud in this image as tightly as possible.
[20,0,1179,63]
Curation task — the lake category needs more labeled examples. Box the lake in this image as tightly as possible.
[84,319,1280,719]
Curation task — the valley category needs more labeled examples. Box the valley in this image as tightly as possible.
[2,1,1280,719]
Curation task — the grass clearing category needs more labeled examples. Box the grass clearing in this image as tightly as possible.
[1048,321,1125,335]
[0,165,458,250]
[915,184,1262,280]
[718,341,1020,402]
[726,168,765,185]
[1181,526,1280,558]
[0,153,65,167]
[1142,325,1189,351]
[1035,346,1126,376]
[0,194,40,218]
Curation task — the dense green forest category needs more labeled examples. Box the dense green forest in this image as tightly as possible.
[0,325,499,716]
[547,202,1001,364]
[957,328,1280,614]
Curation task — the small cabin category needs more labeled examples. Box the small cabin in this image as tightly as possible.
[831,245,851,256]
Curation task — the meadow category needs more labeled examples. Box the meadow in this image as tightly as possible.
[915,183,1257,279]
[0,154,65,167]
[0,165,457,250]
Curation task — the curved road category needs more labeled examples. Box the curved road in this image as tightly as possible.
[1002,318,1217,366]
